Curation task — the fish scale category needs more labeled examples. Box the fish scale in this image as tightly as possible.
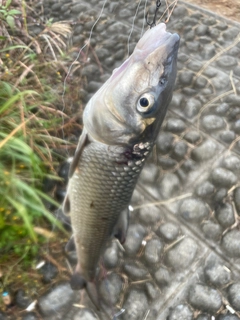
[68,141,150,281]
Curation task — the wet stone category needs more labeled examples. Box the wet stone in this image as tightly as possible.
[138,206,162,225]
[233,66,240,77]
[170,92,183,109]
[215,103,230,115]
[217,56,238,68]
[172,5,188,17]
[201,115,225,131]
[217,315,240,320]
[186,41,200,52]
[158,157,177,170]
[124,224,146,256]
[40,262,58,284]
[228,283,240,311]
[124,260,149,280]
[215,203,235,228]
[184,130,201,144]
[38,282,75,317]
[154,266,171,287]
[157,132,174,154]
[182,88,197,97]
[208,28,220,39]
[191,139,218,162]
[234,187,240,215]
[140,163,159,184]
[222,155,240,171]
[203,66,218,78]
[180,198,209,223]
[202,221,222,241]
[183,97,202,118]
[202,17,216,25]
[214,188,228,203]
[204,262,231,287]
[182,159,197,173]
[211,167,237,188]
[145,282,159,301]
[15,289,31,309]
[144,238,163,265]
[98,273,123,305]
[0,312,6,320]
[183,17,198,26]
[171,141,188,160]
[185,30,195,41]
[195,181,215,198]
[73,309,99,320]
[81,64,100,78]
[165,118,186,133]
[196,25,208,36]
[165,237,198,270]
[194,76,208,89]
[220,131,236,143]
[178,71,195,86]
[158,173,180,199]
[178,53,189,63]
[222,229,240,257]
[21,313,38,320]
[222,27,240,41]
[168,304,193,320]
[123,290,148,320]
[188,284,222,312]
[103,241,119,269]
[196,315,211,320]
[157,222,179,242]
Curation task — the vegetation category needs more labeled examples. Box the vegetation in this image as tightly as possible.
[0,0,74,267]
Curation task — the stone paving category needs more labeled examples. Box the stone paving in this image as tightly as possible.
[32,0,240,319]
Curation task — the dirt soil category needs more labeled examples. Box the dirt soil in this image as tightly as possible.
[185,0,240,22]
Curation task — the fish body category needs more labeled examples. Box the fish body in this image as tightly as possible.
[63,23,180,302]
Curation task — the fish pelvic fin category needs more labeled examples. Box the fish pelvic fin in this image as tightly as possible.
[62,193,70,216]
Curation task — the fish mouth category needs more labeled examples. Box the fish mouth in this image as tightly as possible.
[135,23,180,60]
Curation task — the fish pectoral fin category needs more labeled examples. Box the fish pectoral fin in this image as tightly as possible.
[65,235,76,252]
[68,128,88,178]
[62,193,70,216]
[113,208,129,244]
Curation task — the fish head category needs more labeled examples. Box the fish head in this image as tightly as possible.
[83,23,180,145]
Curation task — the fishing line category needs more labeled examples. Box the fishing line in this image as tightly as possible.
[127,0,143,57]
[60,0,108,157]
[141,0,149,36]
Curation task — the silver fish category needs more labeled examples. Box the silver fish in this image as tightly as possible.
[63,23,179,306]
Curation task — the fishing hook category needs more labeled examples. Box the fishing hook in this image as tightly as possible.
[146,0,161,28]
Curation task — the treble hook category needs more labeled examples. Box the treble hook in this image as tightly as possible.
[146,0,161,28]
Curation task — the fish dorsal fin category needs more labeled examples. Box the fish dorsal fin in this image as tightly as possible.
[68,129,88,178]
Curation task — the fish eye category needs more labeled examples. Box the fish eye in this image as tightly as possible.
[137,93,155,113]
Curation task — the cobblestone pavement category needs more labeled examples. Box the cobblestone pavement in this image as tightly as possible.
[35,0,240,319]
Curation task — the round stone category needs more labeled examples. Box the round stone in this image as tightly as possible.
[124,224,147,256]
[191,140,218,162]
[157,132,174,154]
[217,315,240,320]
[187,61,203,71]
[196,25,208,36]
[204,262,231,287]
[211,167,237,188]
[124,261,149,280]
[201,115,225,131]
[172,5,188,17]
[171,141,188,160]
[103,241,119,269]
[215,203,235,228]
[194,76,208,89]
[158,173,180,199]
[178,71,195,86]
[222,229,240,257]
[195,181,215,198]
[202,17,216,25]
[158,157,177,170]
[38,282,75,316]
[183,97,202,118]
[215,103,230,115]
[234,187,240,215]
[203,67,218,78]
[188,284,222,312]
[165,237,198,270]
[154,266,171,287]
[222,27,240,41]
[144,238,163,265]
[15,289,31,309]
[156,222,180,242]
[123,290,148,320]
[145,282,159,301]
[165,118,186,133]
[180,198,209,223]
[202,221,222,241]
[184,131,201,144]
[228,283,240,311]
[222,156,240,172]
[168,304,193,320]
[196,314,211,320]
[185,30,195,41]
[98,273,123,305]
[138,206,162,225]
[220,131,236,143]
[73,309,99,320]
[186,41,200,52]
[217,56,238,68]
[214,188,228,203]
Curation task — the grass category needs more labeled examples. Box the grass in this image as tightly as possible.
[0,0,78,282]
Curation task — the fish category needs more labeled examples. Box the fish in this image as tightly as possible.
[63,22,180,307]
